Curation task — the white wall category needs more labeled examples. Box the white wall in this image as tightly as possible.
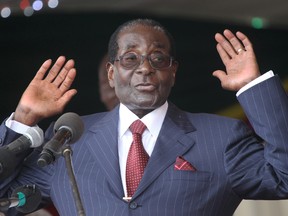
[234,200,288,216]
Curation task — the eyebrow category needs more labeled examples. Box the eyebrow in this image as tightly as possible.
[152,42,167,49]
[124,43,137,50]
[123,42,168,51]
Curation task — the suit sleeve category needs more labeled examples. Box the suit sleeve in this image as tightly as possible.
[0,120,54,206]
[225,75,288,199]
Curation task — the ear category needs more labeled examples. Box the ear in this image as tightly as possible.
[106,62,115,88]
[171,61,178,86]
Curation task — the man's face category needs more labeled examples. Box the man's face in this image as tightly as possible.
[107,25,178,112]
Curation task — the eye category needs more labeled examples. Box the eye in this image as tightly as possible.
[151,53,168,63]
[122,53,138,62]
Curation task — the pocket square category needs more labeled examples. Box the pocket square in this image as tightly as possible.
[174,156,197,171]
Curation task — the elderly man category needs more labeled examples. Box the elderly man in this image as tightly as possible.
[0,19,288,216]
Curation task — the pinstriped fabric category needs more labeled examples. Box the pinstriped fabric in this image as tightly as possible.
[1,76,288,216]
[231,75,288,199]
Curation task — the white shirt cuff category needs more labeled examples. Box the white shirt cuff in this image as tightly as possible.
[236,70,274,97]
[5,112,41,135]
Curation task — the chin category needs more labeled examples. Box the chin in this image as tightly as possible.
[135,98,164,109]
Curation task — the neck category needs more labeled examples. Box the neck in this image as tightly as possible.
[130,109,154,118]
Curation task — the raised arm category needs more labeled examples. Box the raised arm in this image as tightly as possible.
[213,29,261,91]
[14,56,77,126]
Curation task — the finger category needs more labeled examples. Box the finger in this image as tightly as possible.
[216,43,231,66]
[215,32,235,58]
[58,68,77,93]
[212,70,227,81]
[45,56,66,82]
[58,89,78,109]
[34,59,52,80]
[223,29,245,54]
[53,59,75,87]
[236,31,253,52]
[212,70,230,89]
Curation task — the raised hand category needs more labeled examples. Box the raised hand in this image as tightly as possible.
[212,29,261,91]
[14,56,77,126]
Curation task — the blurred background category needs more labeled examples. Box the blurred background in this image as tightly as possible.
[0,0,288,215]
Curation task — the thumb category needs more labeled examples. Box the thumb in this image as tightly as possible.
[212,70,226,81]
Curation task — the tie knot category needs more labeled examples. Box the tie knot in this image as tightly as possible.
[130,120,146,135]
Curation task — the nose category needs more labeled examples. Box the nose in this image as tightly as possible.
[136,56,155,74]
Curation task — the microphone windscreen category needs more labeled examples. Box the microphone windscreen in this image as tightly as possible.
[53,112,84,143]
[11,185,42,213]
[23,127,44,148]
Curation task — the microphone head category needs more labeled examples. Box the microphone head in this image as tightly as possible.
[11,185,42,213]
[53,112,84,144]
[23,127,44,148]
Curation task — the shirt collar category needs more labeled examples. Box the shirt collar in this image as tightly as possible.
[119,101,168,138]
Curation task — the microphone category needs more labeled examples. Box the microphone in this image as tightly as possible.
[0,185,41,213]
[0,127,44,180]
[37,112,84,167]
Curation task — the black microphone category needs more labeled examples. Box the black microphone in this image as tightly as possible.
[0,185,41,214]
[37,112,84,167]
[0,127,44,180]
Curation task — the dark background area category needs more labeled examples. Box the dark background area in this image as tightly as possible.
[1,12,288,129]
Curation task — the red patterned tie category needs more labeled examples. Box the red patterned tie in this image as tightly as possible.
[126,120,149,199]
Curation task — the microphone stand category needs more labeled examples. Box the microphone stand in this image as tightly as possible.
[62,146,86,216]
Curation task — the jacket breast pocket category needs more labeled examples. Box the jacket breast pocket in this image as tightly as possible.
[156,169,215,207]
[168,170,212,182]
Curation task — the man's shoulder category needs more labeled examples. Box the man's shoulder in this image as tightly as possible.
[168,102,239,123]
[81,111,111,123]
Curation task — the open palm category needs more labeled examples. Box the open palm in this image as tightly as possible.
[14,56,77,126]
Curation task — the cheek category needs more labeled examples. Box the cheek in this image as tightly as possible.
[169,74,176,87]
[113,71,133,96]
[108,65,131,89]
[114,72,129,87]
[160,73,176,89]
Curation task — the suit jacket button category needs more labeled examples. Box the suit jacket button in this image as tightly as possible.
[129,202,138,209]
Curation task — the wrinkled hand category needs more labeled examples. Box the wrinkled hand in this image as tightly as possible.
[213,29,261,91]
[14,56,77,126]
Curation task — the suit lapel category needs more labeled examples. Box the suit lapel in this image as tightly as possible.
[134,103,196,199]
[86,107,124,198]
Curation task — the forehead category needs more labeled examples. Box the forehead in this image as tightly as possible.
[117,25,171,52]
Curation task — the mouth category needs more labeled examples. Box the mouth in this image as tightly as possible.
[135,83,156,91]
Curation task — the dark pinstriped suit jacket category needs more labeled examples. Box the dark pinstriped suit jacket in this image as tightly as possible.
[1,75,288,216]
